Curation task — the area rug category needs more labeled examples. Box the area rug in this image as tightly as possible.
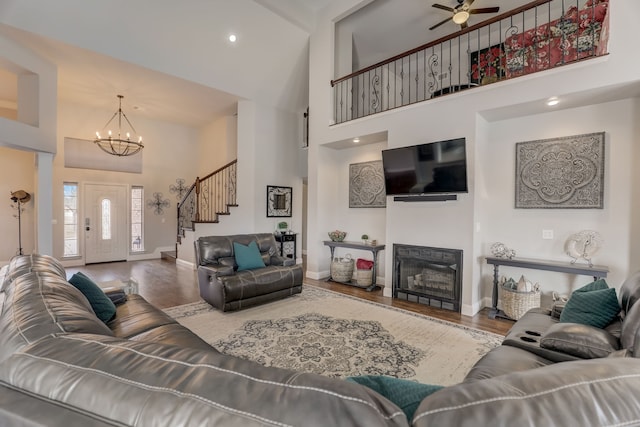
[163,285,502,385]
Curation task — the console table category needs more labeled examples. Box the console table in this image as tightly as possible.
[486,256,609,320]
[323,240,385,292]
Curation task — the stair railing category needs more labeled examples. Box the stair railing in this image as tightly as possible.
[177,159,237,239]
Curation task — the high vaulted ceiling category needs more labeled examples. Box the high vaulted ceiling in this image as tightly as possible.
[0,0,542,128]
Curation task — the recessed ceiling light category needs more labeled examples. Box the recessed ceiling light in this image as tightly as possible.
[228,34,237,43]
[353,138,360,143]
[547,97,559,106]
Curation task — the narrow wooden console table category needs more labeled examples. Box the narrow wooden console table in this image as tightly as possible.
[485,256,609,320]
[323,240,385,292]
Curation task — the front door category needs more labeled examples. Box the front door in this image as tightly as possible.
[84,183,128,264]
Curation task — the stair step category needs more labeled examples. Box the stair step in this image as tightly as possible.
[161,251,177,262]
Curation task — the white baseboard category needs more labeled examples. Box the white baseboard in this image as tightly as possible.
[461,296,494,317]
[128,246,174,261]
[176,258,195,270]
[306,270,330,280]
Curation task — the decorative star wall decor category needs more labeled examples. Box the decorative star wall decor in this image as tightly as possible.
[169,178,188,200]
[147,192,170,215]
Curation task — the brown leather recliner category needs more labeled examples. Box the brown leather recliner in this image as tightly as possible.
[195,233,303,311]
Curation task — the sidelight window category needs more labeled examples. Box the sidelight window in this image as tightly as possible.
[63,182,79,257]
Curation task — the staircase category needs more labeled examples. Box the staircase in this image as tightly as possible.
[176,160,238,258]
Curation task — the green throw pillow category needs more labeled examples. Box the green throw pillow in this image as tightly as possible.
[346,375,443,421]
[68,272,117,323]
[560,286,620,329]
[233,241,266,271]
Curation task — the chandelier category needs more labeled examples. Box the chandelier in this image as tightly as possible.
[94,94,144,156]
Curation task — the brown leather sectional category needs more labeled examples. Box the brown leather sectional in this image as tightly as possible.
[0,254,405,426]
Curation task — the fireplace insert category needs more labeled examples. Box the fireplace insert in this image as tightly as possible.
[393,244,462,312]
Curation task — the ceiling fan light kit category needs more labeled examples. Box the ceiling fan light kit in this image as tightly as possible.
[94,95,144,157]
[452,11,470,24]
[430,0,499,30]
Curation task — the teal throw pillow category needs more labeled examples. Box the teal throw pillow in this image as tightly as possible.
[560,287,620,329]
[68,272,117,323]
[575,278,608,293]
[233,241,266,271]
[346,375,443,421]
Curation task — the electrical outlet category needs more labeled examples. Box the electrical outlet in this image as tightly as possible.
[542,229,554,240]
[438,72,449,80]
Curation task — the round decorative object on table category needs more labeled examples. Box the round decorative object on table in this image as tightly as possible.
[565,230,603,267]
[328,230,347,242]
[490,242,516,259]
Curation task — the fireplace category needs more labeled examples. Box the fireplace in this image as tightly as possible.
[393,244,462,312]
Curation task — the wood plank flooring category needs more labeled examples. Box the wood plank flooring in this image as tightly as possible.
[68,259,514,336]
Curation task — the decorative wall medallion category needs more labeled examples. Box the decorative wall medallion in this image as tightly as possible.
[515,132,605,209]
[147,192,170,215]
[349,160,386,208]
[169,178,188,200]
[267,185,292,217]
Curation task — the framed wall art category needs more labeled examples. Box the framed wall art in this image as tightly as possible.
[515,132,605,209]
[349,160,386,208]
[266,185,292,217]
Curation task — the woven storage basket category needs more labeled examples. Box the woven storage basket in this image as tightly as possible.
[356,269,373,286]
[501,286,541,320]
[331,254,354,282]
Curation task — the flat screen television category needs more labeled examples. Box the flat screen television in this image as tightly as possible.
[381,138,468,196]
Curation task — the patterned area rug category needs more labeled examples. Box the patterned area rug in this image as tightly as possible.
[164,286,502,385]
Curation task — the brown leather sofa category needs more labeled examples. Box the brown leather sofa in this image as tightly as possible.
[412,271,640,426]
[195,233,303,311]
[0,254,406,426]
[3,253,640,426]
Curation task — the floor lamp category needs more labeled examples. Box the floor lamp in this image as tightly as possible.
[10,190,31,256]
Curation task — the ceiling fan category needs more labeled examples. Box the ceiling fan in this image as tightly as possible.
[429,0,500,31]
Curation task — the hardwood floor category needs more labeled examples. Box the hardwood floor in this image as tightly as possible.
[68,259,514,336]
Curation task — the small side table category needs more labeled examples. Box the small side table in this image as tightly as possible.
[275,233,297,259]
[98,277,139,295]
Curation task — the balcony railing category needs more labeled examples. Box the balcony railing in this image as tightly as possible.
[331,0,609,124]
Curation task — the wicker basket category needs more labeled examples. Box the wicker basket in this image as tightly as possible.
[501,286,541,320]
[331,254,354,282]
[356,269,373,286]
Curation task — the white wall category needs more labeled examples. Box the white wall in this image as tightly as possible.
[52,101,200,263]
[479,99,638,307]
[0,34,57,154]
[198,115,238,177]
[317,141,387,282]
[307,0,640,316]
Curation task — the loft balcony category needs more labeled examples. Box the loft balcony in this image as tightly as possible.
[331,0,609,125]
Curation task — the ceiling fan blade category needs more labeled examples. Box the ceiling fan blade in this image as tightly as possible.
[432,4,455,12]
[429,16,453,31]
[470,7,500,14]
